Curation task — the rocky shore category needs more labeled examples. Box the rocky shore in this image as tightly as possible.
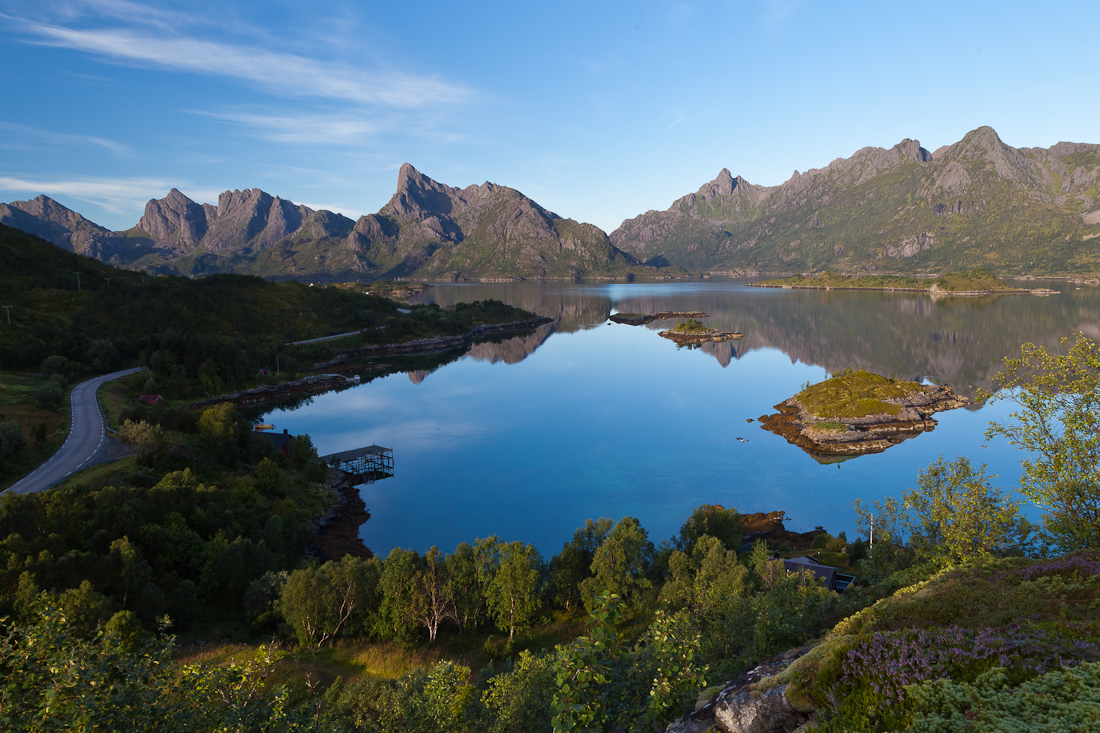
[760,382,969,458]
[659,328,744,345]
[310,469,373,561]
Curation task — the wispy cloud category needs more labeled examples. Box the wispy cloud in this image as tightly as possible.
[10,17,473,108]
[196,111,379,144]
[0,175,220,214]
[0,121,128,154]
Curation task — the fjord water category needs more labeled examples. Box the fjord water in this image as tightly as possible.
[266,279,1100,557]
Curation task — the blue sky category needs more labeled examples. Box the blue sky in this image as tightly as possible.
[2,0,1099,233]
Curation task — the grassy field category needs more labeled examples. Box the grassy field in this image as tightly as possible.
[796,369,923,419]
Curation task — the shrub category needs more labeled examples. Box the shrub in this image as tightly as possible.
[0,421,25,458]
[32,384,65,410]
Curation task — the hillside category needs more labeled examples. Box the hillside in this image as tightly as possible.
[611,127,1100,276]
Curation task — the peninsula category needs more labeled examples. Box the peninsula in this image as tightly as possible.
[759,369,969,459]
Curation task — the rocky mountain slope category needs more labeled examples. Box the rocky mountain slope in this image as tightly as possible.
[611,127,1100,275]
[1,165,646,281]
[5,127,1100,279]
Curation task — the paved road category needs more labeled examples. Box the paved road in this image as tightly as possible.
[288,330,360,346]
[3,366,146,496]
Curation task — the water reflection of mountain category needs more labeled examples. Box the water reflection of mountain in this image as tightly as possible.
[404,323,557,384]
[409,283,611,333]
[613,284,1099,395]
[409,279,1100,396]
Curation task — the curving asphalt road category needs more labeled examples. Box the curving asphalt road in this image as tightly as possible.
[3,366,147,496]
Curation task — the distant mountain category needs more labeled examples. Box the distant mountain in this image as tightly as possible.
[611,127,1100,275]
[5,127,1100,279]
[1,165,650,281]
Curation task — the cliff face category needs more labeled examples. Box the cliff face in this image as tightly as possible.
[611,128,1100,275]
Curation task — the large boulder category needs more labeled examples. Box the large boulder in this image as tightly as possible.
[666,647,811,733]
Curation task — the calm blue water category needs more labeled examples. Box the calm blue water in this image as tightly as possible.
[266,279,1097,557]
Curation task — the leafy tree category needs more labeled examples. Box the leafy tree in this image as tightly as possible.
[377,547,424,645]
[641,609,708,727]
[487,541,541,640]
[280,555,378,647]
[412,545,458,644]
[662,534,749,615]
[580,517,654,610]
[551,591,624,733]
[39,354,71,378]
[118,419,168,467]
[481,650,556,733]
[0,421,25,459]
[87,339,120,373]
[32,384,65,410]
[550,518,613,610]
[198,402,241,465]
[107,536,151,609]
[985,332,1100,549]
[447,541,484,630]
[676,504,742,554]
[905,455,1034,565]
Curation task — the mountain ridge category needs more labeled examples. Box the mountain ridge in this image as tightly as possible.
[4,126,1100,279]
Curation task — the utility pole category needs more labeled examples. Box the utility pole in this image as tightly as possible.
[104,277,112,287]
[74,272,82,291]
[1,306,11,325]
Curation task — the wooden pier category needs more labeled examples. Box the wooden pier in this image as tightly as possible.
[321,445,394,483]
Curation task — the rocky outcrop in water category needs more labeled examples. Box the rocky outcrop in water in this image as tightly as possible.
[760,383,969,460]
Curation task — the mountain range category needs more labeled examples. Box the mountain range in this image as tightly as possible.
[4,126,1100,279]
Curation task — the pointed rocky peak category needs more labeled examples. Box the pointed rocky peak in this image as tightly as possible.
[140,188,210,245]
[9,194,99,229]
[384,163,459,219]
[697,168,736,199]
[961,126,1005,151]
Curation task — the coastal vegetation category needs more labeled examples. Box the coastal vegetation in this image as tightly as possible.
[754,269,1027,293]
[4,218,1100,729]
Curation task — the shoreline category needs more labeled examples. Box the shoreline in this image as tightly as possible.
[748,282,1057,296]
[310,469,373,561]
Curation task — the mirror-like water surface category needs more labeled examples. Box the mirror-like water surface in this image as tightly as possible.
[266,279,1100,557]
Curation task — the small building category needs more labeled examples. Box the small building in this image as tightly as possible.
[783,556,856,592]
[254,428,292,458]
[138,394,162,404]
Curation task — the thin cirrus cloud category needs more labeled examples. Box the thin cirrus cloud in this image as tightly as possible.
[196,111,379,145]
[0,175,220,215]
[0,121,129,154]
[12,19,473,108]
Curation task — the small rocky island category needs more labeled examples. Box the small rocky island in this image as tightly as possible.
[760,369,968,459]
[658,318,744,345]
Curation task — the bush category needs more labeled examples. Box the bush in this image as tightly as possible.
[0,421,25,458]
[33,384,65,410]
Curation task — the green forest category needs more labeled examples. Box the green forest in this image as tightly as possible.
[3,223,1100,731]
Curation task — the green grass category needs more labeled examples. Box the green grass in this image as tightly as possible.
[669,318,711,334]
[796,370,922,419]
